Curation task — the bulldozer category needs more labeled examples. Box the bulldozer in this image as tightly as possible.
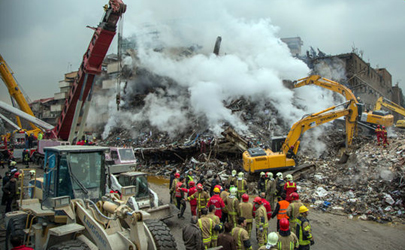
[5,145,177,250]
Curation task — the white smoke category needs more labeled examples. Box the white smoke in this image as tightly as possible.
[99,0,346,145]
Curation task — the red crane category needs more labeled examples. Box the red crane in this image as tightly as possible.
[53,0,126,142]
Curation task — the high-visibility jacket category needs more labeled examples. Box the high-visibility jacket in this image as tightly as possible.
[207,194,225,218]
[277,200,290,220]
[286,200,303,232]
[226,196,240,216]
[253,198,272,220]
[296,216,313,246]
[206,212,222,242]
[231,225,251,250]
[255,205,268,229]
[189,190,210,209]
[284,181,297,201]
[188,186,198,206]
[276,232,299,250]
[236,179,247,196]
[220,190,230,213]
[198,215,213,247]
[238,202,253,223]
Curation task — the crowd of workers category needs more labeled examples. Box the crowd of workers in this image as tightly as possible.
[172,169,314,250]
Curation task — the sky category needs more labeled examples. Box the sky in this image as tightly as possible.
[1,0,404,105]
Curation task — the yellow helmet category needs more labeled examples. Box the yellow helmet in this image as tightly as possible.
[299,205,309,214]
[238,172,244,178]
[232,170,237,176]
[213,187,220,193]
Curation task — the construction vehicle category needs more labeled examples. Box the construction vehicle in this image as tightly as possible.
[374,96,405,128]
[5,145,176,249]
[106,147,173,220]
[0,54,43,140]
[243,100,358,174]
[293,75,394,132]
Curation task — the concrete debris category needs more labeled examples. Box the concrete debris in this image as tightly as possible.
[297,133,405,223]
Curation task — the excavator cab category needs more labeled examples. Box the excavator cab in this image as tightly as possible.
[42,146,110,205]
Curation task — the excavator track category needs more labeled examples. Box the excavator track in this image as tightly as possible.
[285,163,317,181]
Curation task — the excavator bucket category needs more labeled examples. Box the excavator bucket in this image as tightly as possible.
[338,151,350,164]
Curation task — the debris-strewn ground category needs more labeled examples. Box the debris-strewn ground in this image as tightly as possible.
[99,120,405,223]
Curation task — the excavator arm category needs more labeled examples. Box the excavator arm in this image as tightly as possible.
[281,100,357,155]
[294,75,393,129]
[375,97,405,116]
[294,75,358,102]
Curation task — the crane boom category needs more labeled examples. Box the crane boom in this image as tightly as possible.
[0,54,41,134]
[53,0,126,142]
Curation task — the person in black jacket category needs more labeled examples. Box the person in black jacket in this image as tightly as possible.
[3,175,17,212]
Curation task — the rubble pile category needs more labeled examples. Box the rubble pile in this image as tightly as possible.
[297,133,405,223]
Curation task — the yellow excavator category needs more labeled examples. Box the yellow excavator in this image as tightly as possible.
[243,99,358,173]
[293,75,394,131]
[374,96,405,128]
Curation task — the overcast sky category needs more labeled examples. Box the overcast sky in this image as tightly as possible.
[1,0,404,105]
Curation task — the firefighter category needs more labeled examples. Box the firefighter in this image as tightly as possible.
[176,181,189,218]
[186,170,194,188]
[198,208,214,249]
[258,172,266,193]
[284,174,297,202]
[183,216,204,250]
[236,172,248,200]
[225,186,240,227]
[22,149,30,167]
[265,172,276,208]
[228,169,238,187]
[258,232,279,250]
[375,125,382,146]
[238,193,253,238]
[254,196,268,247]
[276,218,299,250]
[275,172,285,201]
[382,126,389,148]
[171,172,180,205]
[217,222,237,250]
[232,217,252,250]
[188,181,198,216]
[220,184,231,223]
[188,183,210,217]
[271,193,290,231]
[259,192,272,220]
[286,192,303,233]
[207,187,225,219]
[296,206,314,249]
[207,204,223,247]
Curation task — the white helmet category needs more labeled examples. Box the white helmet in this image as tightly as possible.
[260,172,265,177]
[29,170,36,176]
[267,232,279,246]
[276,172,283,179]
[232,170,237,176]
[266,172,273,179]
[230,187,238,196]
[238,172,244,178]
[286,174,293,181]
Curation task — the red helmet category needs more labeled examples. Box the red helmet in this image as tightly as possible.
[382,126,385,129]
[214,185,222,191]
[242,193,249,202]
[291,192,299,201]
[175,173,180,178]
[280,218,290,231]
[189,181,195,187]
[253,196,262,204]
[197,183,203,190]
[177,182,183,187]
